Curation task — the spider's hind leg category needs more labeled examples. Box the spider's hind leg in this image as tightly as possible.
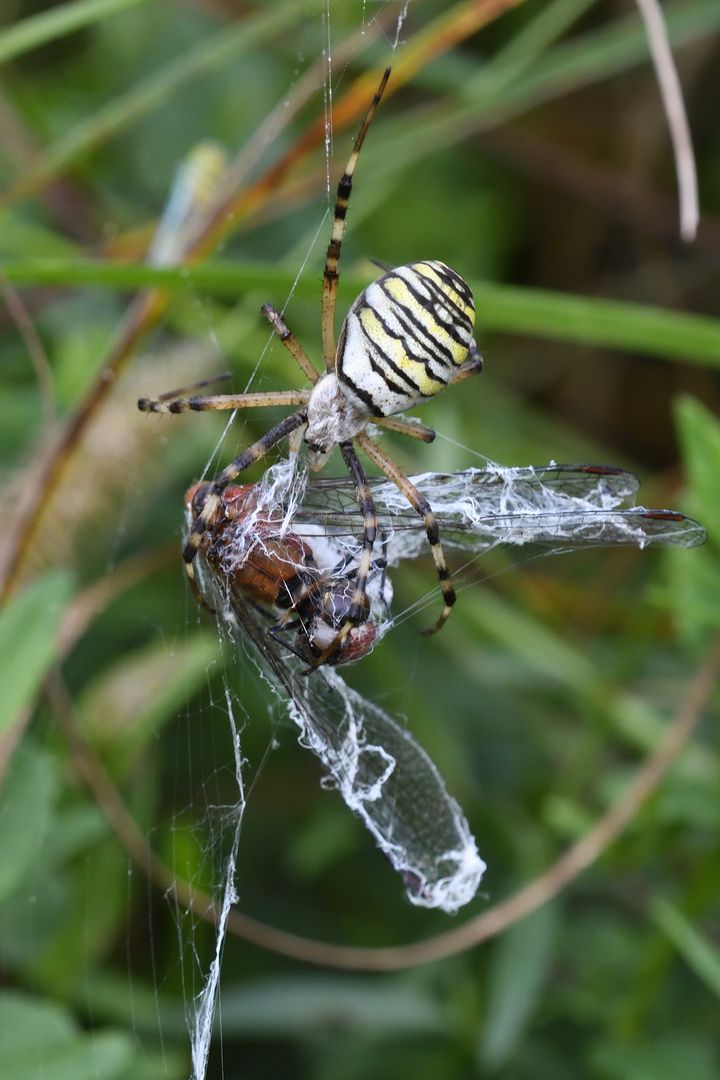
[450,339,483,384]
[138,373,232,411]
[356,430,455,634]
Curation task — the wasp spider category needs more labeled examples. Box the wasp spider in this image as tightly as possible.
[139,68,483,667]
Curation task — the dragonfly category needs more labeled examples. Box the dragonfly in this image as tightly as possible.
[188,461,704,662]
[185,460,703,908]
[189,482,486,912]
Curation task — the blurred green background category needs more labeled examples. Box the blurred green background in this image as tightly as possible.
[2,0,720,1077]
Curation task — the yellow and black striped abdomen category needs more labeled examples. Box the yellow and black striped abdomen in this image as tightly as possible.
[336,260,475,418]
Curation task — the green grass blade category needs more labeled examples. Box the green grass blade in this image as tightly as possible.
[651,897,720,999]
[472,281,720,367]
[500,0,720,111]
[0,742,58,903]
[4,257,720,366]
[1,0,323,209]
[480,903,560,1068]
[0,0,153,66]
[0,572,71,738]
[472,0,598,98]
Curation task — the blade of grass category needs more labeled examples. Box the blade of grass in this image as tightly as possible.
[471,280,720,367]
[491,0,720,113]
[5,257,720,366]
[0,571,71,742]
[0,0,153,66]
[0,572,72,786]
[470,0,599,98]
[0,0,324,211]
[651,897,720,999]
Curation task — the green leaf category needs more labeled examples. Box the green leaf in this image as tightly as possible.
[480,902,559,1069]
[0,989,136,1080]
[664,398,720,646]
[651,897,720,1000]
[674,397,720,548]
[76,632,220,757]
[0,214,80,259]
[591,1033,719,1080]
[662,543,720,647]
[0,572,72,738]
[0,741,59,903]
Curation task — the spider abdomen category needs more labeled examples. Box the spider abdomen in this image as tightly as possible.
[337,260,475,417]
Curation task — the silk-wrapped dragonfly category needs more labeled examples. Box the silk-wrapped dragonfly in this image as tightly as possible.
[187,474,486,912]
[187,460,704,667]
[183,460,703,911]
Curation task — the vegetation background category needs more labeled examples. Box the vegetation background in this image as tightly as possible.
[1,0,720,1077]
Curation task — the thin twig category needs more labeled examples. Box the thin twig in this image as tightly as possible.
[0,268,55,430]
[633,0,699,241]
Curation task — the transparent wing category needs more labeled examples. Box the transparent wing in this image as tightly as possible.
[210,574,485,913]
[293,464,706,562]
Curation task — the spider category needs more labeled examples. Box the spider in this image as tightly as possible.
[139,68,483,667]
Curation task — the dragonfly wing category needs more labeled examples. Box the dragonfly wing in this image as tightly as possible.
[226,585,485,912]
[294,466,706,556]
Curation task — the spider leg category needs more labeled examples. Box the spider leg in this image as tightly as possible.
[261,303,321,385]
[138,389,310,414]
[268,621,311,661]
[183,409,309,596]
[302,440,378,670]
[449,341,483,384]
[374,415,436,443]
[339,440,377,622]
[322,67,391,371]
[356,429,454,634]
[374,531,392,621]
[139,374,233,405]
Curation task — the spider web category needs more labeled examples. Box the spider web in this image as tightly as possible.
[143,5,705,1075]
[196,454,486,898]
[177,448,704,1077]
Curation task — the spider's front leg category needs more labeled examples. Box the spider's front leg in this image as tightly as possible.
[138,385,309,415]
[183,410,309,604]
